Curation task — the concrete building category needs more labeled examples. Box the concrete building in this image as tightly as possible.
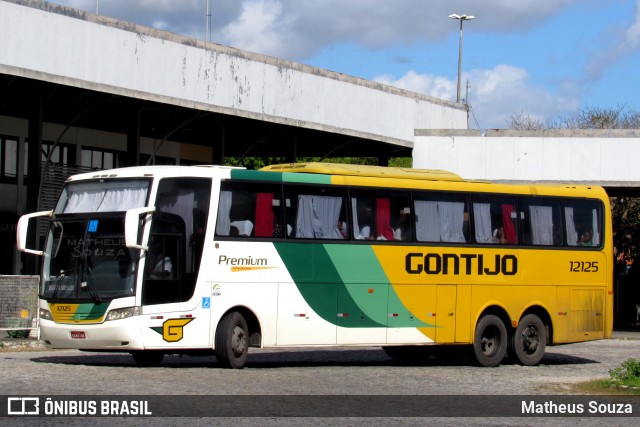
[413,129,640,193]
[0,0,468,274]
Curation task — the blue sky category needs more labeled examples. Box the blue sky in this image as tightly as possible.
[47,1,640,129]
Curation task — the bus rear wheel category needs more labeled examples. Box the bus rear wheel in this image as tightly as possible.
[509,314,546,366]
[215,311,249,369]
[468,314,507,367]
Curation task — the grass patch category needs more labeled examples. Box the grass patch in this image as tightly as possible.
[569,359,640,395]
[572,379,640,395]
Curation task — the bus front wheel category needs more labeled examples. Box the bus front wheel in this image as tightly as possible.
[509,314,546,366]
[215,311,249,369]
[469,314,507,367]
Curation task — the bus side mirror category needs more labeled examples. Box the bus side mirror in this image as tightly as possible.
[16,210,53,256]
[124,207,156,250]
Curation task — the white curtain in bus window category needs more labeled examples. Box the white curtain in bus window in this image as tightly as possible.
[230,220,253,236]
[215,191,232,235]
[61,181,148,213]
[564,207,579,246]
[564,206,600,246]
[415,200,466,243]
[351,198,361,237]
[296,195,343,239]
[529,205,553,245]
[592,208,600,245]
[473,203,493,243]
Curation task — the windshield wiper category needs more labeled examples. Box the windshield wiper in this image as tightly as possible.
[79,251,102,304]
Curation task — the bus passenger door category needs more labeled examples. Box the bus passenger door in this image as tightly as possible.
[435,285,456,343]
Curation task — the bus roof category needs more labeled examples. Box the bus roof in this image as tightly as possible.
[260,162,463,182]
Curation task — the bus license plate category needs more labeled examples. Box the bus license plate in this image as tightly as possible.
[70,331,86,339]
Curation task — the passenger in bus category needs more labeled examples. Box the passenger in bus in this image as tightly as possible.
[147,239,173,279]
[492,226,507,244]
[356,225,371,240]
[337,221,348,238]
[578,230,593,246]
[230,220,253,236]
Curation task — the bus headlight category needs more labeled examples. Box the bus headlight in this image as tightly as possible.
[39,308,52,320]
[106,306,141,321]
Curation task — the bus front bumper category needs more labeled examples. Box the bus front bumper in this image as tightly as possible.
[39,317,144,350]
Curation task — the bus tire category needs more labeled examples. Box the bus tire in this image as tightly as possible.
[215,311,249,369]
[510,314,546,366]
[469,314,507,367]
[131,351,164,366]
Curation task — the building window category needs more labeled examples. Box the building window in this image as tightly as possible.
[0,135,19,181]
[23,140,73,178]
[81,147,120,170]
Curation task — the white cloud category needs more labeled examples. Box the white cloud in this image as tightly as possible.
[220,0,295,56]
[375,65,579,129]
[585,0,640,80]
[46,0,579,59]
[375,71,455,101]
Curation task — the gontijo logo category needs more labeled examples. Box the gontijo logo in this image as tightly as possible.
[405,252,518,276]
[218,254,275,272]
[150,318,194,342]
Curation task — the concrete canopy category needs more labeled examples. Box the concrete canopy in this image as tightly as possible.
[0,0,468,164]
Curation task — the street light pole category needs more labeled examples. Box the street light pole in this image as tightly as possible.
[449,14,474,103]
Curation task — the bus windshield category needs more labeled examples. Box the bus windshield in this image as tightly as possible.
[42,215,139,301]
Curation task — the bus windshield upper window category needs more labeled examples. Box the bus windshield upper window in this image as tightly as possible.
[55,180,149,213]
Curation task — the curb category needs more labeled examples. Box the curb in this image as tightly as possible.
[0,338,47,350]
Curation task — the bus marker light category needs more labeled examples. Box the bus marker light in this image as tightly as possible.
[368,288,374,293]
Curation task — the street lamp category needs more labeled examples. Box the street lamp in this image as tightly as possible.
[449,13,474,103]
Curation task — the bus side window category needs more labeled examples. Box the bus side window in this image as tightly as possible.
[520,197,562,246]
[284,185,347,240]
[414,192,469,243]
[563,200,602,247]
[350,189,412,241]
[472,197,518,244]
[216,182,283,239]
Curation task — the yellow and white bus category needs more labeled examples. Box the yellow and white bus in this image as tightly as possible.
[17,162,613,368]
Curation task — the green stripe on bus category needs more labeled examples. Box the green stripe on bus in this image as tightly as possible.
[324,245,428,328]
[230,169,331,185]
[230,169,285,182]
[281,172,331,185]
[71,303,108,320]
[274,243,427,328]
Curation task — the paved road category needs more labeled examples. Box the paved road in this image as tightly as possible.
[1,336,639,426]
